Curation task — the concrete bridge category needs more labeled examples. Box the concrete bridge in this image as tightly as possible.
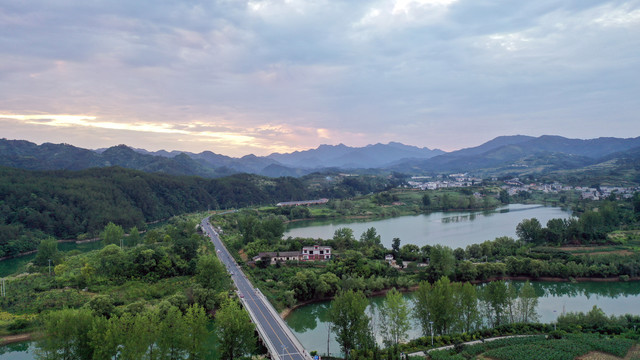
[201,216,312,360]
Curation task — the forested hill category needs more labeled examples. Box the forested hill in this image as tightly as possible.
[0,166,307,257]
[0,166,401,258]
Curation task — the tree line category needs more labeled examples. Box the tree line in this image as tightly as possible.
[327,279,539,359]
[36,298,254,360]
[0,166,405,259]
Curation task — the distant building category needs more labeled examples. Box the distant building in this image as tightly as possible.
[302,245,332,260]
[253,246,333,264]
[252,251,303,264]
[276,198,329,207]
[385,254,394,264]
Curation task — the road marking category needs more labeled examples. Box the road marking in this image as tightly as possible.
[247,294,297,360]
[203,219,300,360]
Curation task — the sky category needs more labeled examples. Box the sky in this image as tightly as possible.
[1,0,639,157]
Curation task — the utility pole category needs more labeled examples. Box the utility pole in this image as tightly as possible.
[327,324,331,357]
[1,278,5,297]
[48,259,52,275]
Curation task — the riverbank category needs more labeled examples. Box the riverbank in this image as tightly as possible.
[280,285,420,318]
[279,276,640,320]
[0,333,33,346]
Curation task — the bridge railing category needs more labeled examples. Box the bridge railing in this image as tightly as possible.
[238,291,281,360]
[256,288,312,360]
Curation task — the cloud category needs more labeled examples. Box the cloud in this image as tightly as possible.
[1,0,639,155]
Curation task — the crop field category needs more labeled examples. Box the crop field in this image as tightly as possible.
[428,334,636,360]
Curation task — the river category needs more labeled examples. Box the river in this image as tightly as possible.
[284,204,571,248]
[0,241,103,278]
[284,281,640,357]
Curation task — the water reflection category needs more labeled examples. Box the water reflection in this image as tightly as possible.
[284,204,571,249]
[285,281,640,357]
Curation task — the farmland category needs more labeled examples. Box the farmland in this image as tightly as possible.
[428,334,637,360]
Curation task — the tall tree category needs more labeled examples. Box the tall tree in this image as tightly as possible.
[427,245,455,281]
[360,227,381,247]
[391,238,401,256]
[480,280,510,327]
[378,288,410,346]
[455,282,479,333]
[215,299,256,360]
[430,276,456,334]
[328,290,373,357]
[34,238,59,267]
[516,218,542,244]
[36,308,94,360]
[127,226,141,247]
[101,222,124,247]
[156,305,187,360]
[195,254,230,291]
[516,281,539,323]
[414,281,433,337]
[333,228,356,250]
[183,305,211,360]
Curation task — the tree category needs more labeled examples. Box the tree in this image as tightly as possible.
[183,305,211,360]
[36,308,94,360]
[333,228,356,250]
[427,245,455,281]
[480,280,510,327]
[157,304,187,360]
[391,238,401,256]
[328,290,373,357]
[195,255,230,292]
[499,190,510,204]
[378,288,410,346]
[516,281,539,323]
[360,227,381,247]
[516,218,542,244]
[117,312,152,360]
[545,218,566,245]
[173,234,200,262]
[430,277,457,334]
[34,238,59,267]
[215,299,256,360]
[127,226,141,247]
[455,282,479,333]
[399,244,420,262]
[102,222,125,247]
[422,194,431,208]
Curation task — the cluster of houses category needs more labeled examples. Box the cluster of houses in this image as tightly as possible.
[502,180,639,200]
[252,245,333,265]
[407,174,483,190]
[275,198,329,207]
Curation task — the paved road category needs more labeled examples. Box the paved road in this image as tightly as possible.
[201,216,310,360]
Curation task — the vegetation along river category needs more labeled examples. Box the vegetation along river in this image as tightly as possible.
[284,281,640,357]
[284,204,572,248]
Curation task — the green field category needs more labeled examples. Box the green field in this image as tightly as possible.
[428,334,636,360]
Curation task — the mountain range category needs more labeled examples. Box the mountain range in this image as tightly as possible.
[1,135,639,180]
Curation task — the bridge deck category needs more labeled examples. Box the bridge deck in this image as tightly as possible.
[201,216,312,360]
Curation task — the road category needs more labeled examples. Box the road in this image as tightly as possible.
[200,216,311,360]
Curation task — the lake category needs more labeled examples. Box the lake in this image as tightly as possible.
[284,204,572,248]
[284,281,640,357]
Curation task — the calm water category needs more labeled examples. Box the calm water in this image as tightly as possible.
[0,241,103,278]
[0,342,36,360]
[0,321,219,360]
[285,281,640,357]
[284,204,571,248]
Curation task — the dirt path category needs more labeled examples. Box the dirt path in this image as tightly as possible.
[0,332,33,346]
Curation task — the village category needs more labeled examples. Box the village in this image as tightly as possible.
[407,174,639,200]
